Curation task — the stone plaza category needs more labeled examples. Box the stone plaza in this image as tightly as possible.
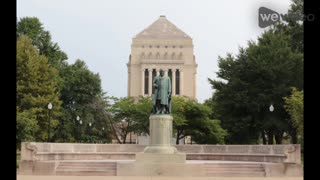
[18,142,302,177]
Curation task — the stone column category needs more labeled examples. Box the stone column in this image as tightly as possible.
[148,69,153,96]
[141,69,144,95]
[180,69,184,95]
[143,115,178,154]
[156,69,160,76]
[164,69,168,76]
[172,69,176,96]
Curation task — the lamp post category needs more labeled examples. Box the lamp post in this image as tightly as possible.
[76,116,80,141]
[47,103,53,142]
[79,120,82,142]
[89,122,92,143]
[102,127,105,143]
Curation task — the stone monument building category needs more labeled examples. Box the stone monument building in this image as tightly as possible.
[127,15,197,99]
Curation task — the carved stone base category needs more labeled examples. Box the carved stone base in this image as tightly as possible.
[143,114,180,153]
[117,114,188,176]
[136,153,186,163]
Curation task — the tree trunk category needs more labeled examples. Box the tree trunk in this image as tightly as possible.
[122,131,127,144]
[176,131,180,145]
[130,132,132,144]
[290,128,298,144]
[267,130,274,144]
[262,130,267,144]
[106,113,122,143]
[275,131,283,144]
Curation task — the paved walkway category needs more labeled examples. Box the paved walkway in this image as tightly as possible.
[17,175,303,180]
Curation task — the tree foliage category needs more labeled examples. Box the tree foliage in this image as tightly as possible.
[54,60,109,143]
[284,88,303,135]
[208,29,303,144]
[16,17,112,145]
[108,95,227,145]
[108,96,152,144]
[172,96,227,144]
[17,17,68,68]
[17,35,62,145]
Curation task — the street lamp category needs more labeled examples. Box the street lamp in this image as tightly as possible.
[89,122,92,143]
[76,116,80,141]
[269,104,274,112]
[79,120,82,142]
[101,127,105,144]
[47,102,53,142]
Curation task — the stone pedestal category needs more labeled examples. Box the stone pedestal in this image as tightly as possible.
[117,114,187,176]
[143,114,178,154]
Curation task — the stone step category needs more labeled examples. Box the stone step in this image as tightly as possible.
[204,163,263,166]
[57,165,116,168]
[205,165,263,168]
[55,161,117,176]
[55,170,116,176]
[205,164,263,168]
[56,167,115,171]
[206,171,265,177]
[205,167,264,171]
[204,163,265,176]
[58,162,116,165]
[58,162,115,166]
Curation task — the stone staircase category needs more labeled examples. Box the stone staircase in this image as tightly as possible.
[55,161,116,176]
[204,162,265,177]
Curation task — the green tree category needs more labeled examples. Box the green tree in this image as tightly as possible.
[131,96,153,136]
[282,0,303,53]
[108,95,227,145]
[54,60,106,143]
[17,35,62,144]
[172,96,227,144]
[17,17,68,69]
[208,30,303,144]
[108,96,136,144]
[192,119,227,144]
[16,107,39,149]
[283,87,303,156]
[284,88,303,135]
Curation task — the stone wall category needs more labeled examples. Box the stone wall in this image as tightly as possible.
[20,142,301,164]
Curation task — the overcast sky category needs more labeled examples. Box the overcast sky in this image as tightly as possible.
[17,0,292,103]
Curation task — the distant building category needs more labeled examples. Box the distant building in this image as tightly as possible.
[121,16,197,144]
[127,15,197,99]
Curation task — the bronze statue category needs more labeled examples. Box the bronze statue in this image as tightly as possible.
[151,69,171,114]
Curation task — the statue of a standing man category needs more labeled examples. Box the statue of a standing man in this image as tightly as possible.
[152,69,171,114]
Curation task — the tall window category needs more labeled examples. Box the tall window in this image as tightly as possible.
[168,69,172,92]
[152,69,156,94]
[176,70,180,95]
[144,69,149,95]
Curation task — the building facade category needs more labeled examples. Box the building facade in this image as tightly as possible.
[127,15,197,99]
